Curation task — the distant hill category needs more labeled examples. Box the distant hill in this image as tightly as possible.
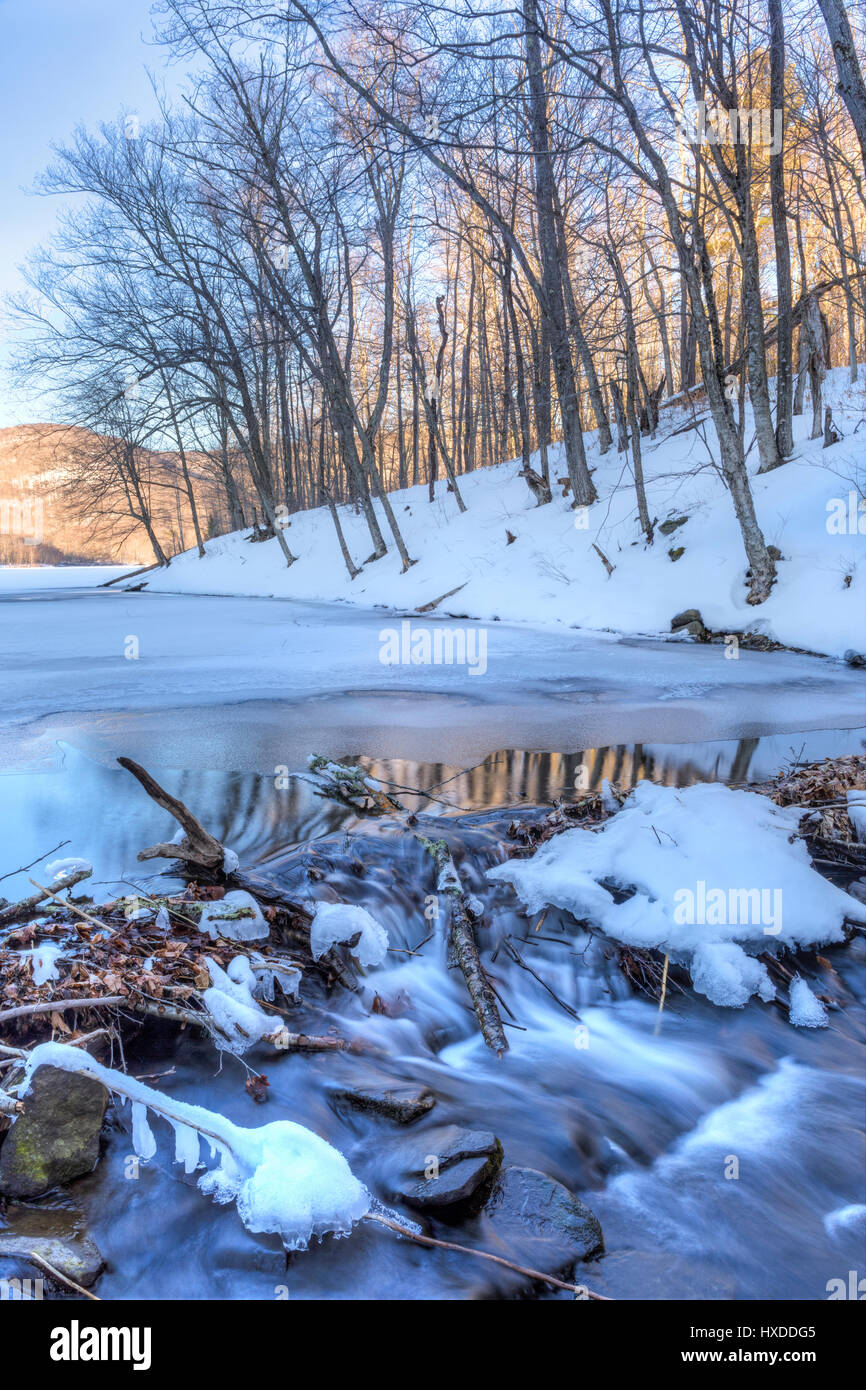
[0,423,230,566]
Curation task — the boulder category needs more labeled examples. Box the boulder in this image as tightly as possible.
[388,1125,502,1210]
[671,608,703,628]
[331,1071,435,1125]
[0,1065,107,1198]
[481,1166,603,1280]
[671,608,706,638]
[0,1206,105,1289]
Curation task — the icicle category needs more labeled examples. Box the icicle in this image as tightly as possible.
[171,1120,202,1174]
[131,1101,157,1161]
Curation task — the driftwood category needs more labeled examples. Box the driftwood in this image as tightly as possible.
[0,1086,22,1117]
[416,835,508,1055]
[118,757,227,870]
[0,992,345,1053]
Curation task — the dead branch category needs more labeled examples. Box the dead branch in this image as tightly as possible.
[117,756,227,870]
[416,834,508,1055]
[27,1252,101,1301]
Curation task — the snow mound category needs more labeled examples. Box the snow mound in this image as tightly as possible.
[19,1042,370,1251]
[198,890,269,942]
[310,902,389,968]
[487,781,866,1010]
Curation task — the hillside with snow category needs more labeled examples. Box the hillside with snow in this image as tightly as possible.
[137,369,866,660]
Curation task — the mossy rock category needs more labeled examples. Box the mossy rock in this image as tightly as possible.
[0,1066,107,1198]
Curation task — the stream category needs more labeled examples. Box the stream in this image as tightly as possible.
[1,578,864,1300]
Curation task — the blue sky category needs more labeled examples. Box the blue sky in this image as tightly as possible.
[0,0,176,425]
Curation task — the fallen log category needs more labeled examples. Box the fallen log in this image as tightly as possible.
[416,835,508,1056]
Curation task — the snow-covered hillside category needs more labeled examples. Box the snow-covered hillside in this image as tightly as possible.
[140,369,866,660]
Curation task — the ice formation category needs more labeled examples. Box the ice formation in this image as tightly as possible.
[197,890,268,942]
[788,976,828,1028]
[29,943,63,985]
[310,902,389,968]
[202,958,284,1053]
[19,1042,370,1250]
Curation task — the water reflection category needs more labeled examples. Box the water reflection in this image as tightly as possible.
[0,727,862,903]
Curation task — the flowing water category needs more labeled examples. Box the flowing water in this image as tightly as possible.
[1,583,864,1300]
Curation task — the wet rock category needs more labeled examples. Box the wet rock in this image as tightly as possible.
[0,1207,105,1288]
[331,1072,435,1124]
[389,1125,502,1209]
[0,1065,107,1198]
[843,650,865,668]
[482,1166,603,1279]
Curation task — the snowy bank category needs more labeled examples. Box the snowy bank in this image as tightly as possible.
[139,370,866,659]
[487,781,866,1012]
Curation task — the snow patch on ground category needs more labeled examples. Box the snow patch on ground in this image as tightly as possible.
[487,781,866,1010]
[142,370,866,659]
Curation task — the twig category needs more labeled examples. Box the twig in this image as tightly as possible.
[504,938,581,1021]
[118,756,227,869]
[0,840,71,885]
[365,1212,610,1299]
